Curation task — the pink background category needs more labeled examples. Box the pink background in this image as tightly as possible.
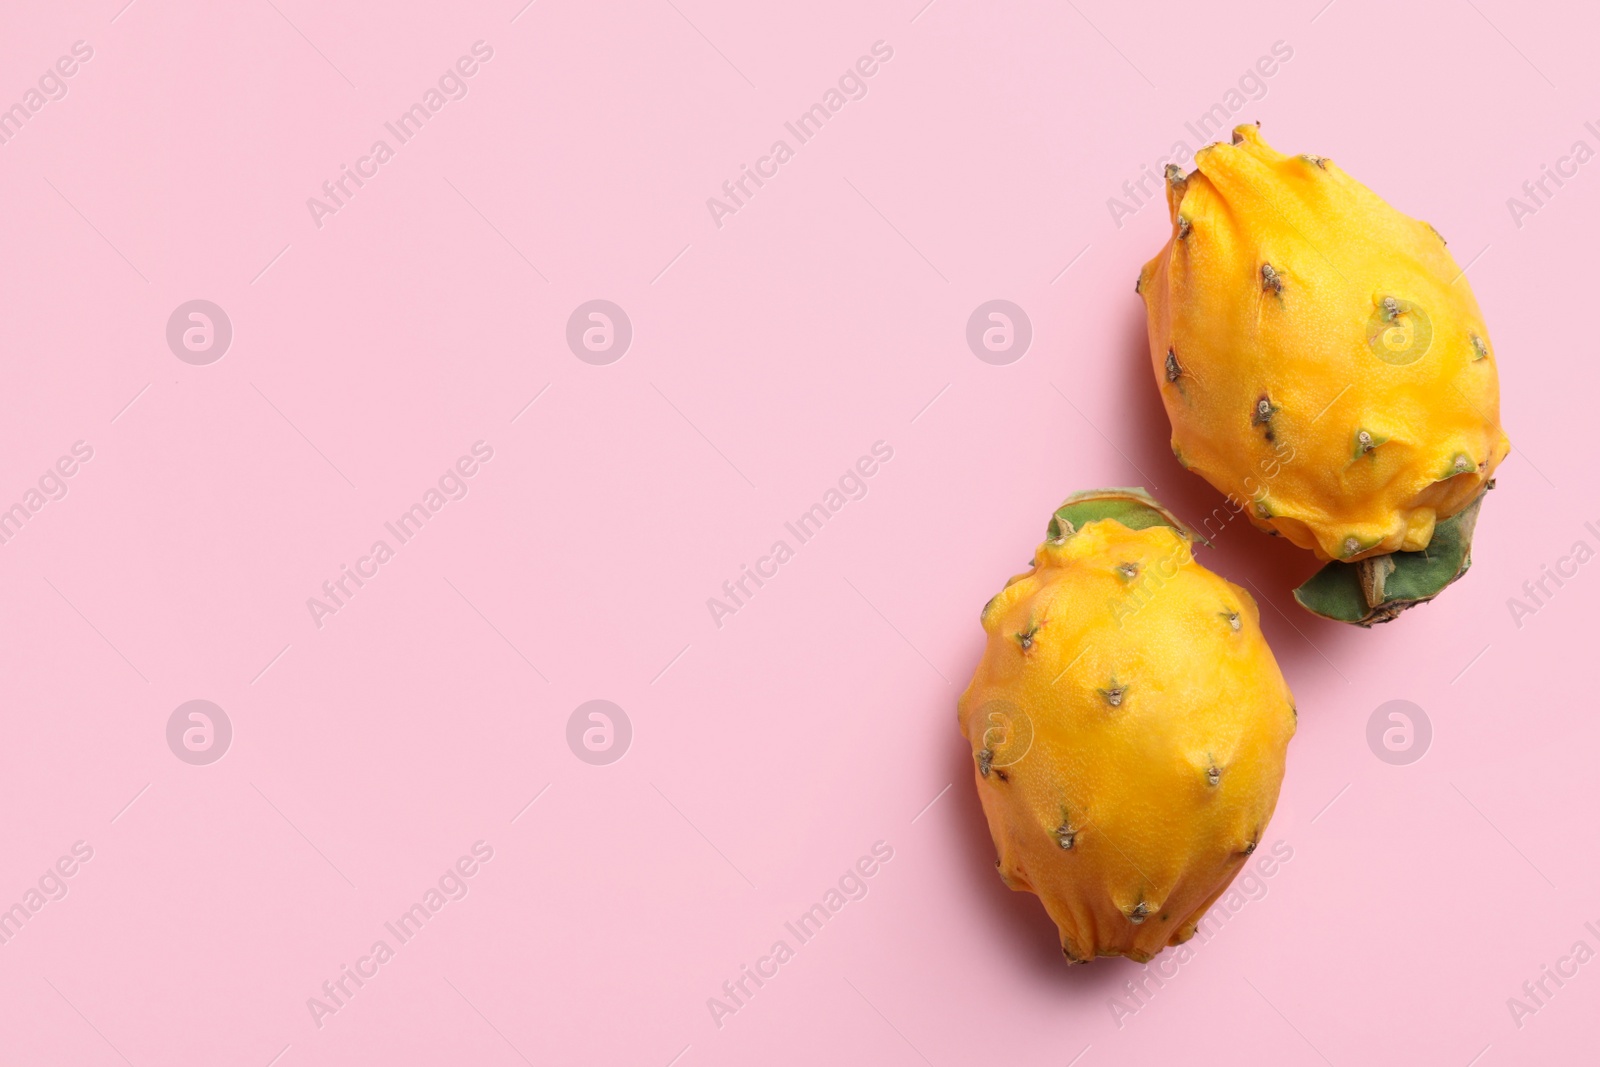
[0,0,1594,1063]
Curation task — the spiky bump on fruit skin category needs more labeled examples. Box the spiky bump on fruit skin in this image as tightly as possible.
[959,489,1296,964]
[1137,124,1510,580]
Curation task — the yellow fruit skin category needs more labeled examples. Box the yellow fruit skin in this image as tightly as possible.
[958,517,1295,963]
[1139,125,1510,563]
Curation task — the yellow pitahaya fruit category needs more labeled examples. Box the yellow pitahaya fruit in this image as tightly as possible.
[959,489,1295,963]
[1137,124,1511,625]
